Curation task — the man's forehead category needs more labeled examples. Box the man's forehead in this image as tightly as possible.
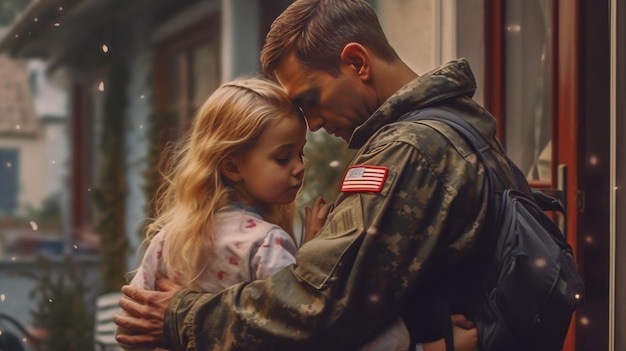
[275,53,310,99]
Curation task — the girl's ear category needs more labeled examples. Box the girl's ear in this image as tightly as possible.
[220,157,242,182]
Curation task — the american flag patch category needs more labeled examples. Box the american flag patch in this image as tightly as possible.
[340,165,388,193]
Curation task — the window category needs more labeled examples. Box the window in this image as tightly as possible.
[156,14,221,135]
[504,0,554,182]
[0,148,19,215]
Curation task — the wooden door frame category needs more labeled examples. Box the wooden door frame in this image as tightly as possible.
[556,2,581,348]
[484,0,581,350]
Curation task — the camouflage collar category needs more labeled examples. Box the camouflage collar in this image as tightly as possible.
[348,58,477,149]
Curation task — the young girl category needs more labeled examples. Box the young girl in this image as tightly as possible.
[129,77,310,295]
[118,77,476,351]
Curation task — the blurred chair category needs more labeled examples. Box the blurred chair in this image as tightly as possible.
[94,292,124,351]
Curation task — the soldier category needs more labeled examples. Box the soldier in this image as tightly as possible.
[114,0,515,350]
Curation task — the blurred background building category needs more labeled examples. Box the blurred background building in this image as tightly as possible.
[0,0,623,350]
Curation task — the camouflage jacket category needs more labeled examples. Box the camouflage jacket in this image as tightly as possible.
[164,58,514,351]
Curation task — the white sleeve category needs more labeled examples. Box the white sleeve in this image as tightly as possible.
[128,232,166,290]
[118,233,166,351]
[250,228,297,280]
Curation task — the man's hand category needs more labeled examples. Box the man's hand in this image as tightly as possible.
[451,314,478,351]
[304,197,333,243]
[114,273,183,349]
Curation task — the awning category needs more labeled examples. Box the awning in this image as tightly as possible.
[0,0,86,59]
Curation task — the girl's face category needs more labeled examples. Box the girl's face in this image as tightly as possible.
[234,112,307,207]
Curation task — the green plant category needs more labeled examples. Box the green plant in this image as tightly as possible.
[298,131,356,207]
[20,255,94,351]
[20,192,63,232]
[92,57,129,292]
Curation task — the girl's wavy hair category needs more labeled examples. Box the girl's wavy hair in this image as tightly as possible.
[144,77,299,289]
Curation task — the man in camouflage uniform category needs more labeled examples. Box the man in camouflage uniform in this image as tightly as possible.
[115,0,517,350]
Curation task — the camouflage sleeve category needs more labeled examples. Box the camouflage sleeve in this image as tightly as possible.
[163,122,487,351]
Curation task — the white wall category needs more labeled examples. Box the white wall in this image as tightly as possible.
[377,0,485,104]
[377,0,457,75]
[221,0,260,80]
[0,135,47,215]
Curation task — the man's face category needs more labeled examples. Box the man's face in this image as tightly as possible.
[275,53,374,143]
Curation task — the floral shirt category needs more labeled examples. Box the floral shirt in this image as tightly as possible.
[130,207,298,293]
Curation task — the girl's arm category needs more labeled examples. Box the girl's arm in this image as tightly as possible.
[251,229,298,280]
[116,232,166,351]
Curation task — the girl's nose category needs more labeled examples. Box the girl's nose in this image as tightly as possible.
[293,158,305,178]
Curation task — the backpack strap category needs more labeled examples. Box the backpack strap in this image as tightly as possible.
[400,107,513,351]
[403,108,531,193]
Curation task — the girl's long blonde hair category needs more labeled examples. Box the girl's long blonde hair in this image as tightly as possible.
[146,77,299,288]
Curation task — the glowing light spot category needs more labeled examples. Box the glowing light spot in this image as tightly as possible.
[574,293,582,301]
[98,81,105,92]
[29,221,38,231]
[11,257,16,261]
[534,257,547,268]
[48,298,53,303]
[6,162,12,168]
[329,160,340,168]
[58,6,63,11]
[51,160,56,164]
[589,155,599,166]
[368,293,381,303]
[507,24,521,32]
[615,186,619,191]
[1,294,5,301]
[140,94,145,99]
[87,188,92,192]
[14,34,19,38]
[579,316,590,326]
[53,22,60,27]
[73,244,78,250]
[15,125,20,130]
[102,44,109,53]
[138,124,144,129]
[585,236,593,244]
[34,18,38,22]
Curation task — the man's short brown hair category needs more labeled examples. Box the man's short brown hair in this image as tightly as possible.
[260,0,399,80]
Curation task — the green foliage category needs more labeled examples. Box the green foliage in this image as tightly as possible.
[298,131,356,208]
[138,110,168,242]
[0,0,32,27]
[92,58,129,293]
[19,192,63,231]
[21,255,94,351]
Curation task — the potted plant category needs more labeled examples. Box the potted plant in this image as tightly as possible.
[20,255,95,351]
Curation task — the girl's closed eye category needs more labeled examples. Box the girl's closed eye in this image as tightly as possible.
[274,155,290,165]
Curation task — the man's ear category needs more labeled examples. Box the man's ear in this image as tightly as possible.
[220,157,242,182]
[340,43,371,80]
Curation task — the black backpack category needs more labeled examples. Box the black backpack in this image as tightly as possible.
[403,108,585,351]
